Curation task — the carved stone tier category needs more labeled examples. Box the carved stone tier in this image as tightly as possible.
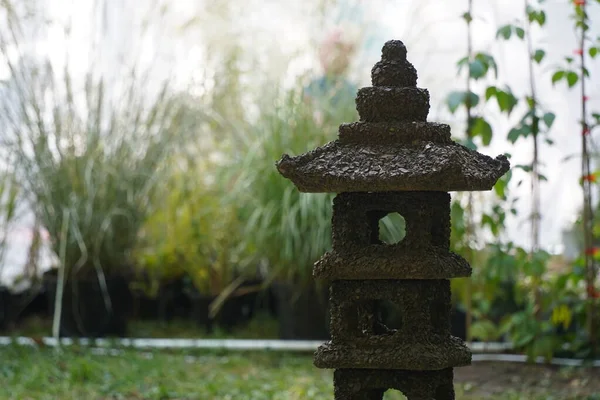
[314,191,470,280]
[338,121,453,146]
[333,368,455,400]
[314,280,471,371]
[356,87,430,122]
[370,40,418,88]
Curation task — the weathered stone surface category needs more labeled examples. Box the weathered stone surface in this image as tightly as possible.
[313,192,469,279]
[314,337,470,370]
[276,139,510,193]
[313,250,470,280]
[333,368,455,400]
[370,40,418,88]
[356,87,430,122]
[326,280,453,342]
[338,121,452,146]
[331,191,451,252]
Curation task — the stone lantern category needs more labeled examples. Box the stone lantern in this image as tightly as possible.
[276,40,510,400]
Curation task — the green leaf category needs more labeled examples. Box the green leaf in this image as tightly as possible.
[472,117,493,146]
[567,71,579,87]
[463,137,477,150]
[485,86,498,101]
[526,5,536,20]
[515,27,525,39]
[565,56,574,64]
[447,91,464,113]
[496,89,518,115]
[539,11,546,26]
[590,47,599,58]
[446,91,480,113]
[533,49,545,64]
[545,138,554,145]
[467,92,480,108]
[462,12,472,23]
[525,96,535,109]
[507,126,531,143]
[542,112,556,129]
[507,128,521,144]
[551,70,565,85]
[496,24,512,40]
[515,164,533,172]
[469,59,486,79]
[475,53,498,79]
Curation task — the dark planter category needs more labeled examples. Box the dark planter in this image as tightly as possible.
[188,292,214,333]
[271,281,330,340]
[6,283,52,325]
[186,278,266,333]
[132,278,191,322]
[132,291,160,320]
[188,289,260,333]
[47,274,133,338]
[218,290,260,330]
[0,286,11,331]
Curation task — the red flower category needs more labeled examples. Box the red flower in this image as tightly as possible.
[574,49,584,56]
[583,96,590,102]
[582,174,596,183]
[574,0,585,6]
[584,247,599,255]
[583,127,591,135]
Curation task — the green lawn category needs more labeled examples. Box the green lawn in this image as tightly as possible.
[1,346,599,400]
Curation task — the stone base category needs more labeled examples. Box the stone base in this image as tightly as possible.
[334,368,455,400]
[314,336,470,370]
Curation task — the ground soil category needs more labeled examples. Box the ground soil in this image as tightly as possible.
[455,362,600,398]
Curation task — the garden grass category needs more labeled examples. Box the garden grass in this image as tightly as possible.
[1,346,599,400]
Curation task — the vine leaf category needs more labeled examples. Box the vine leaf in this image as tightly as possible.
[447,91,464,113]
[542,112,556,130]
[567,71,579,87]
[508,126,531,143]
[533,49,546,64]
[527,8,546,26]
[472,117,493,146]
[446,91,480,113]
[497,24,513,40]
[469,59,486,79]
[485,86,498,101]
[485,86,518,115]
[551,70,565,85]
[515,27,525,39]
[496,89,518,115]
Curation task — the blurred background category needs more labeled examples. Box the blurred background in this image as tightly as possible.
[1,0,600,398]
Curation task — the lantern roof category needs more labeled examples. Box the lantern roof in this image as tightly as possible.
[276,40,510,193]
